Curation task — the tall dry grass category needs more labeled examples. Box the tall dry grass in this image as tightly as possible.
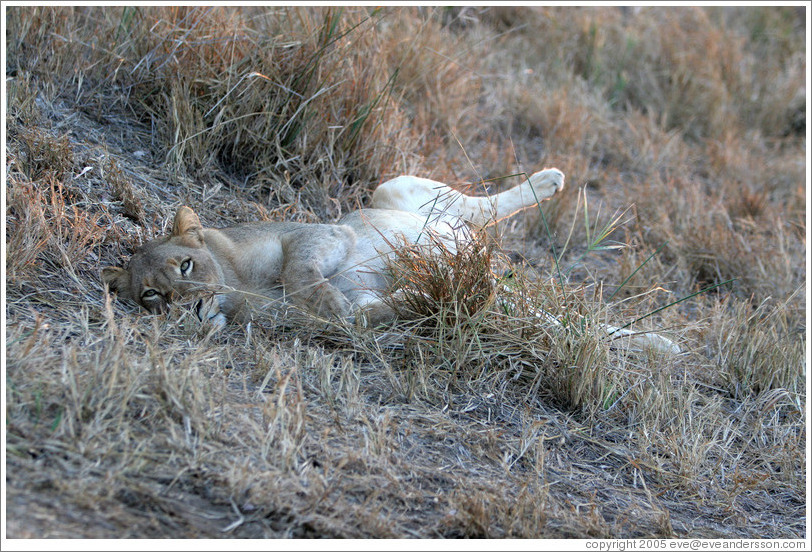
[5,5,806,539]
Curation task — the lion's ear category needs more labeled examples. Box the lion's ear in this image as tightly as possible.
[171,206,204,246]
[102,266,133,299]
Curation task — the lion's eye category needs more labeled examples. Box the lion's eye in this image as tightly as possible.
[179,258,193,276]
[142,289,160,299]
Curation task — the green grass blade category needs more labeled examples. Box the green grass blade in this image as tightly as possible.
[608,278,737,335]
[605,241,669,304]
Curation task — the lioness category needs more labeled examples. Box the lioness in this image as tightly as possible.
[102,169,565,327]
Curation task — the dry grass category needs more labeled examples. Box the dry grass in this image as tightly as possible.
[4,5,806,540]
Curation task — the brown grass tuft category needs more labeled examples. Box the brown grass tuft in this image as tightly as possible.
[386,226,500,324]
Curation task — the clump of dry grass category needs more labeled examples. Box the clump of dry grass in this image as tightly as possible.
[5,5,806,540]
[387,226,500,324]
[706,295,806,398]
[377,222,688,427]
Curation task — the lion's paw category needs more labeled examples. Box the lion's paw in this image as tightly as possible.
[528,168,565,197]
[307,284,351,319]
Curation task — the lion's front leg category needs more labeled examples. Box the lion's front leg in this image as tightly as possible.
[280,225,356,319]
[351,292,399,327]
